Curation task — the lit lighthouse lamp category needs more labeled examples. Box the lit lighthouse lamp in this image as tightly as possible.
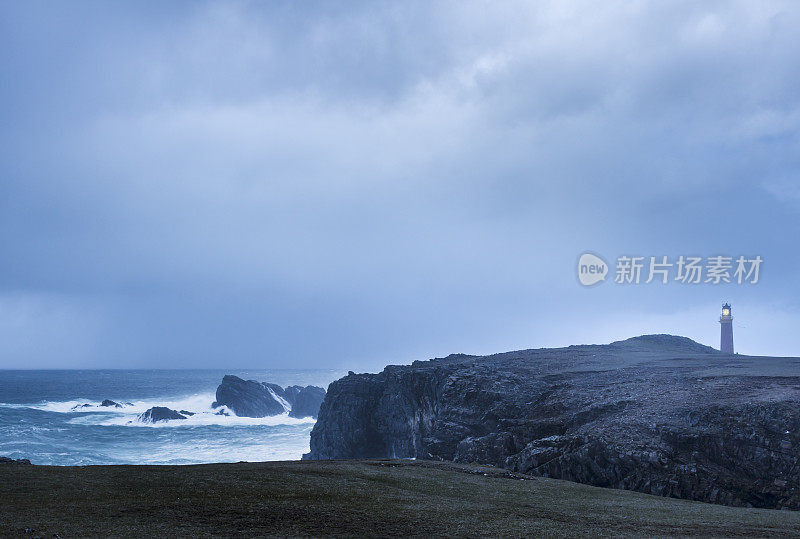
[719,303,734,354]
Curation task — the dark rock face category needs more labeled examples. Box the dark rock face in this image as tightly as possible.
[212,375,287,417]
[264,383,288,402]
[285,386,303,405]
[139,407,187,423]
[289,386,327,419]
[307,334,800,510]
[100,399,123,408]
[212,375,326,419]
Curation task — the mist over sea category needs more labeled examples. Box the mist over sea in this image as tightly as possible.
[0,369,344,465]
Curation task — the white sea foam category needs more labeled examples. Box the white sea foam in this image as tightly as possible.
[1,393,316,428]
[105,432,313,464]
[0,370,338,465]
[266,386,291,412]
[83,411,315,428]
[0,399,103,413]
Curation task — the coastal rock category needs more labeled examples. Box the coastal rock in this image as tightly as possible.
[285,385,303,405]
[264,383,288,402]
[212,375,326,418]
[288,386,326,419]
[306,334,800,510]
[72,399,130,410]
[212,375,286,417]
[138,407,187,423]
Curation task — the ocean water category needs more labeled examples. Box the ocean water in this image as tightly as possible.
[0,369,344,465]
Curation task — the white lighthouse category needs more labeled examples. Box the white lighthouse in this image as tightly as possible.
[720,303,734,354]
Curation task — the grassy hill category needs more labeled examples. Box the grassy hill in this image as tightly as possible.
[2,459,799,537]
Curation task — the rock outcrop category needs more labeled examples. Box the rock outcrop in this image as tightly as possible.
[306,334,800,510]
[100,399,123,408]
[212,375,326,419]
[138,407,187,423]
[212,375,287,417]
[285,385,303,404]
[72,399,132,410]
[288,386,327,419]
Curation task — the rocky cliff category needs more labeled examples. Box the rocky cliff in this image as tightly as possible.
[306,335,800,510]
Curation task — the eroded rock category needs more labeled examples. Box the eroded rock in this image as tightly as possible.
[138,407,186,423]
[306,334,800,510]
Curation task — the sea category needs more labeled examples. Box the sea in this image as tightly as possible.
[0,369,345,466]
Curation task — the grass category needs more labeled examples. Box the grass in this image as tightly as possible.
[2,459,799,537]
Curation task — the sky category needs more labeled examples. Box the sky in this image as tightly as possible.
[1,1,799,369]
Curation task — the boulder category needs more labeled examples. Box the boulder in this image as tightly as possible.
[288,386,326,419]
[100,399,123,408]
[138,407,187,423]
[212,375,286,417]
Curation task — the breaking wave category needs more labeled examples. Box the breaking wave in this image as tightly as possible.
[0,393,315,428]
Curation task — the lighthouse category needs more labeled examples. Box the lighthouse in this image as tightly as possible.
[720,303,734,354]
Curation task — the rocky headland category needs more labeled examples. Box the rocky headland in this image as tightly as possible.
[306,334,800,510]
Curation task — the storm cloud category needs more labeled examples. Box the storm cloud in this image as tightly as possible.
[1,1,799,368]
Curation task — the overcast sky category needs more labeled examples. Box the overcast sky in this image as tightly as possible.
[1,1,799,369]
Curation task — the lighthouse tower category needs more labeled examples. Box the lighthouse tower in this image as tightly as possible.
[720,303,734,354]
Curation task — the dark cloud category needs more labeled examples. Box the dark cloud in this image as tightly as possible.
[1,1,799,368]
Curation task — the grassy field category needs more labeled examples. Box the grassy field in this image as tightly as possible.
[2,459,799,537]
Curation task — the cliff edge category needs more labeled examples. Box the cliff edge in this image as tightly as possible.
[306,335,800,510]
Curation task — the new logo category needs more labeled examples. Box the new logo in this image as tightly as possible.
[578,253,608,286]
